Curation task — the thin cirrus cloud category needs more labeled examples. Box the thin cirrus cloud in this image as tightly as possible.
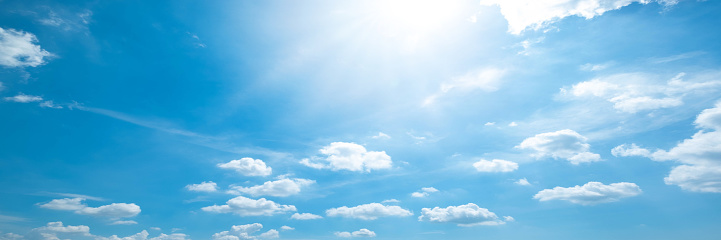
[326,203,413,220]
[480,0,680,35]
[0,27,54,68]
[300,142,392,172]
[38,198,141,219]
[217,157,273,177]
[473,159,518,172]
[533,182,642,205]
[418,203,510,227]
[201,196,296,217]
[227,178,315,197]
[424,68,506,106]
[334,229,376,238]
[517,129,602,164]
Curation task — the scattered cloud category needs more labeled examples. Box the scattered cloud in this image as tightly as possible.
[326,203,413,220]
[517,129,602,164]
[515,178,531,186]
[484,122,495,126]
[4,93,43,103]
[480,0,678,34]
[580,62,613,71]
[473,159,518,172]
[186,181,219,192]
[335,229,376,238]
[227,178,315,197]
[212,223,279,240]
[381,199,400,203]
[300,142,392,172]
[202,196,296,216]
[28,222,188,240]
[218,158,273,177]
[39,100,63,109]
[411,187,439,198]
[534,182,642,205]
[110,220,138,225]
[508,122,518,127]
[290,213,323,220]
[371,132,391,140]
[418,203,508,227]
[0,27,54,67]
[611,143,651,157]
[38,198,141,219]
[279,226,294,231]
[424,68,506,106]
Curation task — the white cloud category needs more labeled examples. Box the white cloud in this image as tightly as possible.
[515,178,531,186]
[480,0,678,35]
[580,62,612,71]
[218,158,272,177]
[279,226,294,231]
[418,203,507,227]
[38,198,141,219]
[4,93,43,103]
[300,142,392,172]
[30,222,187,240]
[36,221,91,234]
[186,181,218,192]
[371,132,391,139]
[424,68,506,106]
[326,203,413,220]
[110,220,138,225]
[484,122,495,126]
[0,27,53,67]
[335,232,352,238]
[508,122,518,127]
[334,229,376,238]
[533,182,642,205]
[202,196,296,216]
[421,187,438,193]
[473,159,518,172]
[39,100,63,109]
[411,187,439,198]
[381,199,400,203]
[563,73,721,113]
[212,223,279,240]
[228,178,314,197]
[611,143,651,157]
[1,232,23,240]
[290,213,323,220]
[517,129,602,164]
[647,102,721,192]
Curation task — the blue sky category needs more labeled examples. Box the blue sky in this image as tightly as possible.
[2,0,721,239]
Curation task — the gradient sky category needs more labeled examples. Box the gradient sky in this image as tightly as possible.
[2,0,721,239]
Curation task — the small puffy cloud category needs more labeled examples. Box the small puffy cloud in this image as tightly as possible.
[371,132,391,139]
[484,122,495,126]
[480,0,677,35]
[36,221,90,234]
[508,122,518,127]
[300,142,392,172]
[110,220,138,225]
[517,129,601,164]
[212,223,278,240]
[411,187,439,198]
[290,213,323,220]
[424,68,506,106]
[648,102,721,192]
[279,226,294,231]
[0,27,53,67]
[473,159,518,172]
[515,178,531,186]
[326,203,413,220]
[218,158,272,177]
[186,181,218,192]
[4,94,43,103]
[228,178,314,197]
[381,199,400,204]
[38,198,141,219]
[334,229,376,238]
[533,182,642,205]
[418,203,507,227]
[202,196,296,216]
[611,144,651,157]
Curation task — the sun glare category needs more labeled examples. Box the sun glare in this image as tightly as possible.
[372,0,465,35]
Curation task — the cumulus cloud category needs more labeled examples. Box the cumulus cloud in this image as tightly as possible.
[290,213,323,220]
[28,222,188,240]
[473,159,518,172]
[186,181,218,192]
[335,229,376,238]
[218,158,272,177]
[212,223,279,240]
[228,178,314,197]
[418,203,508,227]
[300,142,392,172]
[515,178,531,186]
[202,196,296,216]
[4,93,43,103]
[517,129,601,164]
[381,199,400,203]
[562,73,721,113]
[110,220,138,225]
[411,187,439,198]
[611,143,651,157]
[480,0,678,35]
[646,102,721,192]
[0,27,53,68]
[326,203,413,220]
[424,68,506,106]
[38,198,140,219]
[371,132,391,139]
[534,182,642,205]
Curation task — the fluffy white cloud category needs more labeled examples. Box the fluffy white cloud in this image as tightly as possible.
[533,182,642,205]
[424,68,506,106]
[290,213,323,220]
[300,142,392,172]
[218,158,272,176]
[228,178,314,197]
[563,73,721,113]
[480,0,677,35]
[212,223,278,240]
[28,222,187,240]
[4,94,43,103]
[515,178,531,186]
[418,203,508,227]
[381,199,400,203]
[648,103,721,192]
[473,159,518,172]
[110,220,138,225]
[185,181,218,192]
[202,196,296,216]
[1,232,23,240]
[334,229,376,238]
[517,129,601,164]
[279,226,294,231]
[0,27,53,67]
[38,198,140,219]
[411,187,439,198]
[611,143,651,157]
[326,203,413,220]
